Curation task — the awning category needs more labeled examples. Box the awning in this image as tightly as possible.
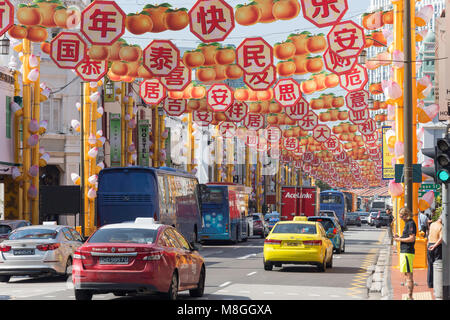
[345,186,390,198]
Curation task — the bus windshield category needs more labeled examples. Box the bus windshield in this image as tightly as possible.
[99,171,153,192]
[320,194,343,204]
[202,188,224,204]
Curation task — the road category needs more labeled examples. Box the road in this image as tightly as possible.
[0,225,386,300]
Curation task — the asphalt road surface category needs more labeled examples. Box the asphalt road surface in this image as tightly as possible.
[0,224,386,301]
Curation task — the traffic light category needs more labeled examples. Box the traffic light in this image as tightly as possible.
[422,136,450,184]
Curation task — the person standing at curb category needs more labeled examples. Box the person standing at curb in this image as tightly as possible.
[386,208,394,245]
[427,216,443,288]
[393,207,417,300]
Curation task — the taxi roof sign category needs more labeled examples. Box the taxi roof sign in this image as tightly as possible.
[293,216,308,221]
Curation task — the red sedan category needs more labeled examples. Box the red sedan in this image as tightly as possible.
[72,218,205,300]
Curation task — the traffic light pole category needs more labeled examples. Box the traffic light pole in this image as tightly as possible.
[443,182,450,299]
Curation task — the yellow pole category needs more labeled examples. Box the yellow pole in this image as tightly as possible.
[120,82,126,166]
[31,56,40,225]
[245,144,250,187]
[22,39,31,223]
[89,85,97,235]
[83,82,91,236]
[276,161,281,213]
[160,112,166,167]
[256,151,262,213]
[127,94,133,165]
[13,71,23,220]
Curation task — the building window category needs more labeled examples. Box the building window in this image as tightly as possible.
[41,98,62,133]
[5,96,11,139]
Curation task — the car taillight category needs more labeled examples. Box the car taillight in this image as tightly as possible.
[73,251,87,260]
[264,239,282,245]
[303,240,322,246]
[333,228,337,234]
[143,250,163,261]
[0,245,11,252]
[36,243,60,251]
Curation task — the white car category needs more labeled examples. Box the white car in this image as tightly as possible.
[0,223,84,282]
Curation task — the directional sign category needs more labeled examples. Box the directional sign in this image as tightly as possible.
[81,0,126,45]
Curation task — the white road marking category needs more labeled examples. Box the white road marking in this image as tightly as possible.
[246,271,257,276]
[219,281,231,288]
[237,253,257,260]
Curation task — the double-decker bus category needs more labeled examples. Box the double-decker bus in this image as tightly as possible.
[96,166,203,244]
[199,183,252,243]
[320,190,348,230]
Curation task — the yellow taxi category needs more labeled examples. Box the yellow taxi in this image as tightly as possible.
[263,217,334,272]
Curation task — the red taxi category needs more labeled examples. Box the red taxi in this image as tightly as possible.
[72,218,205,300]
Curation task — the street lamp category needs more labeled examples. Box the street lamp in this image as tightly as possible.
[0,35,10,55]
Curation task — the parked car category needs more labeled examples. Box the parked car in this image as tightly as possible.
[368,212,378,226]
[358,212,370,224]
[263,218,334,272]
[308,216,345,254]
[0,222,83,282]
[374,211,391,228]
[252,213,269,238]
[72,218,206,300]
[345,212,361,227]
[0,220,31,242]
[265,212,280,231]
[319,210,339,223]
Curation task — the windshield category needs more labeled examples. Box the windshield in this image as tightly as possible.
[202,188,224,204]
[359,212,369,216]
[0,225,12,235]
[320,194,343,204]
[347,212,358,216]
[252,215,261,221]
[308,218,335,230]
[272,223,316,234]
[9,228,57,240]
[88,228,158,244]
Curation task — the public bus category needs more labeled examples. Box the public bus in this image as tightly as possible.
[96,166,203,244]
[319,190,348,230]
[199,183,252,243]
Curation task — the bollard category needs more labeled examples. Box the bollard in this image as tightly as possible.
[434,259,443,300]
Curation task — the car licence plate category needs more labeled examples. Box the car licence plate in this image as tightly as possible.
[13,249,35,256]
[284,242,301,247]
[99,256,129,265]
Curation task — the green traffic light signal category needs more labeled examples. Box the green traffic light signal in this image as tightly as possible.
[438,169,450,183]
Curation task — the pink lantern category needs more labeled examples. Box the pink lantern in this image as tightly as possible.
[39,152,50,167]
[418,190,434,211]
[71,173,81,185]
[28,119,40,133]
[388,180,403,198]
[382,80,402,100]
[418,104,438,123]
[12,167,22,180]
[28,165,39,177]
[71,119,80,132]
[28,185,38,199]
[87,147,98,159]
[87,187,97,200]
[27,68,39,82]
[392,50,404,69]
[27,134,39,147]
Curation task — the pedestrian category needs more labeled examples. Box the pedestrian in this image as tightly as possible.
[393,207,417,300]
[427,216,443,288]
[386,208,394,245]
[418,210,431,237]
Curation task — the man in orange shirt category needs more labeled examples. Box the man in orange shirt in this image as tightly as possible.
[427,216,443,288]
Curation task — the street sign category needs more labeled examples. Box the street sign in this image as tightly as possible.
[80,0,126,45]
[138,120,149,166]
[418,183,441,198]
[109,113,121,167]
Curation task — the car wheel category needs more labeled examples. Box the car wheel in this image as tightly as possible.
[0,275,10,283]
[318,257,327,272]
[74,289,93,301]
[326,253,333,268]
[342,241,345,253]
[336,242,342,254]
[263,260,273,271]
[167,272,179,300]
[64,258,72,280]
[190,266,205,298]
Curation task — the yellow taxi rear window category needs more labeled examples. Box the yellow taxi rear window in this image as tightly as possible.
[272,223,317,234]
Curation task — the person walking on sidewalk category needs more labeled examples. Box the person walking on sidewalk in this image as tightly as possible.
[427,216,443,288]
[393,207,417,300]
[419,210,431,238]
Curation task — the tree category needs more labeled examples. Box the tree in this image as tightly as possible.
[315,180,331,191]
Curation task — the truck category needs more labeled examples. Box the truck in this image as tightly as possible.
[280,186,319,221]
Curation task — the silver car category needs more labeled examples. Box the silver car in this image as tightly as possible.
[0,223,84,282]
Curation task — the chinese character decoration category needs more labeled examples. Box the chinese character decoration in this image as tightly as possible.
[327,20,365,60]
[193,110,213,127]
[207,84,233,112]
[224,101,248,122]
[301,0,348,28]
[76,56,107,82]
[274,78,301,107]
[163,97,187,117]
[143,40,180,77]
[244,65,276,91]
[237,37,273,75]
[50,32,87,69]
[81,0,126,46]
[339,63,368,92]
[218,121,236,139]
[189,0,235,43]
[0,0,13,36]
[139,78,166,105]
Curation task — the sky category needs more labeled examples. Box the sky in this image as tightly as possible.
[116,0,373,49]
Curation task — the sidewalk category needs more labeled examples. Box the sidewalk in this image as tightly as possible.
[367,230,435,300]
